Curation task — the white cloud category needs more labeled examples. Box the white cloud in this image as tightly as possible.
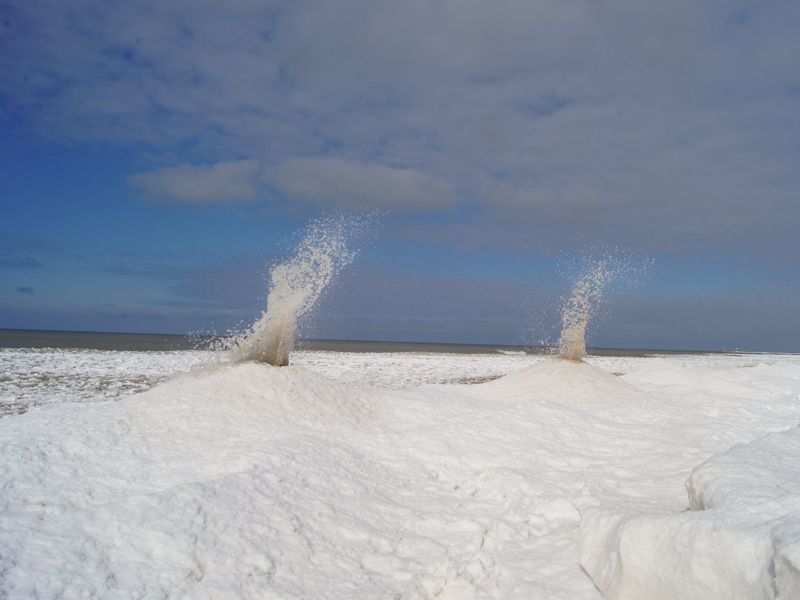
[266,158,456,212]
[130,160,261,204]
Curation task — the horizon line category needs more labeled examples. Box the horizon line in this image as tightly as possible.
[0,326,787,355]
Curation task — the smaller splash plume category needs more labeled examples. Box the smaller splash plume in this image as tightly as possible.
[558,260,615,361]
[232,216,362,366]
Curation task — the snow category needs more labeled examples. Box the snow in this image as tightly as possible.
[0,347,220,415]
[1,350,800,598]
[470,359,648,408]
[580,424,800,600]
[688,426,800,599]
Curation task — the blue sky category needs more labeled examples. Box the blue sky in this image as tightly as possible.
[1,0,799,351]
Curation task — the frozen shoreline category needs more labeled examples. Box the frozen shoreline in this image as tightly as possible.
[3,346,793,414]
[1,351,799,598]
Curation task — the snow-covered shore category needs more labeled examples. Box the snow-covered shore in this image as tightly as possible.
[1,351,799,598]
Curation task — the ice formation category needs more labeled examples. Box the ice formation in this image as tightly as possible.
[2,350,800,598]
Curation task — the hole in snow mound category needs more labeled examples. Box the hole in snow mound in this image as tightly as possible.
[580,425,800,600]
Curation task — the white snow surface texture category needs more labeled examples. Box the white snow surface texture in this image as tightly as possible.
[2,351,800,599]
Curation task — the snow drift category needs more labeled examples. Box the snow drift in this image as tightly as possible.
[580,422,800,600]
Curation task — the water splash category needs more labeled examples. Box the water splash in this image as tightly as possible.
[232,216,362,366]
[556,253,652,360]
[558,260,615,361]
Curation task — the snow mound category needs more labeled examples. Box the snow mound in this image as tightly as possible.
[476,358,647,408]
[580,425,800,600]
[0,362,382,522]
[0,364,399,599]
[135,361,381,431]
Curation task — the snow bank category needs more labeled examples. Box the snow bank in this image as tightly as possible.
[2,352,800,599]
[688,426,800,599]
[580,424,800,600]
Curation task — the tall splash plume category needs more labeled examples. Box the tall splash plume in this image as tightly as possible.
[232,216,360,366]
[558,260,615,361]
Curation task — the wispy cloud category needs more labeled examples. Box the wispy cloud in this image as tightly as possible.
[15,286,35,294]
[0,257,43,270]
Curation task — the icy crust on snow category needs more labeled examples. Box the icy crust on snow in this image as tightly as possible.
[580,422,800,600]
[1,347,539,415]
[0,347,220,415]
[7,346,794,415]
[2,354,800,598]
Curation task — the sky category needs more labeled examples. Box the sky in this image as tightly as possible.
[1,0,799,351]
